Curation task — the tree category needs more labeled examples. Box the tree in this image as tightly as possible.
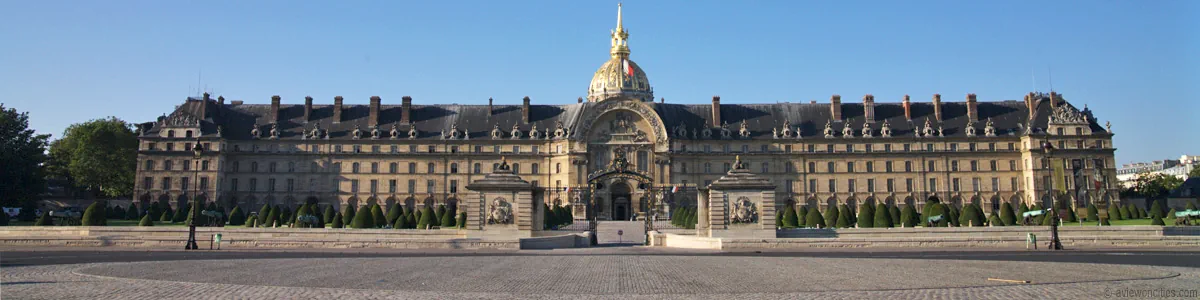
[393,212,408,229]
[351,205,374,229]
[47,117,138,198]
[1119,204,1130,220]
[324,205,336,224]
[386,204,402,225]
[458,212,467,228]
[35,211,53,226]
[1151,214,1165,226]
[836,204,852,228]
[441,207,456,228]
[1149,201,1165,219]
[797,206,809,227]
[806,206,825,228]
[343,205,356,226]
[1086,204,1099,222]
[257,205,271,227]
[126,204,140,221]
[873,203,892,228]
[265,205,280,228]
[962,204,985,227]
[856,204,874,228]
[1129,172,1185,200]
[332,212,344,228]
[159,210,171,222]
[228,206,246,226]
[417,207,436,229]
[1,104,51,209]
[781,205,799,228]
[999,203,1017,226]
[823,205,839,228]
[138,214,154,226]
[889,205,901,226]
[900,205,918,227]
[82,201,107,226]
[370,204,386,228]
[1108,204,1123,221]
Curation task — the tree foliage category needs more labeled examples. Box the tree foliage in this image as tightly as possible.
[1125,172,1184,199]
[856,204,874,228]
[999,203,1017,226]
[82,201,107,226]
[900,205,918,227]
[0,104,51,207]
[351,205,374,229]
[781,205,799,228]
[47,117,137,198]
[873,203,893,228]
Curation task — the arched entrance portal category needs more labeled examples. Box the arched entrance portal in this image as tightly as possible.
[611,182,632,221]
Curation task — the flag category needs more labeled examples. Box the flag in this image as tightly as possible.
[671,185,679,193]
[623,59,633,76]
[1051,158,1067,194]
[564,187,571,193]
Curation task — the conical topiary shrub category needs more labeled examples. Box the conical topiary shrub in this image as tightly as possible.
[351,205,374,229]
[139,214,154,226]
[805,207,824,228]
[393,212,408,229]
[999,203,1016,226]
[81,201,106,226]
[1106,204,1121,221]
[257,204,270,226]
[926,204,948,227]
[1151,214,1165,226]
[441,207,456,228]
[324,206,336,225]
[946,205,960,227]
[900,205,918,227]
[343,205,356,226]
[836,205,852,228]
[406,212,417,229]
[1041,210,1054,225]
[35,211,53,226]
[797,206,808,227]
[856,204,874,228]
[265,206,280,228]
[988,213,1003,227]
[387,204,402,225]
[823,206,839,228]
[370,204,386,228]
[1150,201,1165,219]
[228,206,245,226]
[435,205,446,224]
[775,210,785,228]
[873,203,892,228]
[417,207,436,229]
[458,212,467,228]
[126,205,139,220]
[332,212,344,228]
[781,205,799,228]
[1119,204,1131,220]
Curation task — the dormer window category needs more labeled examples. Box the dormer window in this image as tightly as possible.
[185,130,193,138]
[167,130,175,138]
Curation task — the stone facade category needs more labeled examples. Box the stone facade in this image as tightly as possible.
[131,5,1120,224]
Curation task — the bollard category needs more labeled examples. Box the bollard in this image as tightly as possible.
[1027,233,1037,250]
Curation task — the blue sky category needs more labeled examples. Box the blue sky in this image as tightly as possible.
[1,0,1195,165]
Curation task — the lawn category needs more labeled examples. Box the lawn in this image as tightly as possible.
[1063,218,1155,226]
[7,219,189,227]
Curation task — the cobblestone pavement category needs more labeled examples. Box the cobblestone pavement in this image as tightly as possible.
[3,255,1198,299]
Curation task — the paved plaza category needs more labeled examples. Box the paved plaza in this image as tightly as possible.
[3,249,1199,299]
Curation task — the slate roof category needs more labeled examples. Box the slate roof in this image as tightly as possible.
[141,94,1107,140]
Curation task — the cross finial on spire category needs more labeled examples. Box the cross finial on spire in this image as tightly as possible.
[610,3,630,59]
[617,2,623,30]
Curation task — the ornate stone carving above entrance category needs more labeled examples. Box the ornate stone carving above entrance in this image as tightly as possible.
[488,198,513,225]
[575,99,668,151]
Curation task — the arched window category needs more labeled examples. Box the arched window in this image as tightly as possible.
[450,163,459,174]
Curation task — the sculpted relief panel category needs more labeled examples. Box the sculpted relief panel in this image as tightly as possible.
[576,99,669,152]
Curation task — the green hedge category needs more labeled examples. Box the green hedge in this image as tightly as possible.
[806,207,824,228]
[999,203,1016,226]
[1086,204,1099,222]
[351,206,374,229]
[856,204,874,228]
[441,206,456,228]
[138,214,154,226]
[797,206,809,227]
[82,201,106,226]
[159,210,172,223]
[823,206,839,228]
[416,207,436,229]
[228,206,245,226]
[1118,205,1131,220]
[900,205,918,227]
[371,205,386,228]
[836,205,852,228]
[458,212,467,228]
[874,203,892,228]
[1108,204,1122,221]
[332,212,344,228]
[387,204,402,225]
[393,211,408,229]
[781,205,800,228]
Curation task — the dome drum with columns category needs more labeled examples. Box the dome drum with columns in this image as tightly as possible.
[133,4,1119,226]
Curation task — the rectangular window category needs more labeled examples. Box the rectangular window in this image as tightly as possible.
[182,160,191,171]
[287,179,294,192]
[200,177,208,190]
[973,178,981,192]
[845,144,853,153]
[885,161,893,173]
[391,145,399,153]
[450,180,458,194]
[828,179,837,193]
[926,144,934,152]
[903,144,911,152]
[807,144,815,152]
[1011,178,1018,192]
[741,145,749,153]
[809,179,817,193]
[267,178,276,192]
[848,179,857,193]
[1009,160,1016,171]
[143,177,153,189]
[351,180,359,193]
[180,177,190,191]
[474,146,482,153]
[970,160,977,171]
[927,161,936,172]
[371,145,380,153]
[680,163,688,173]
[389,180,397,193]
[409,145,417,153]
[761,144,769,153]
[230,178,237,192]
[866,162,874,173]
[408,180,416,194]
[952,178,961,192]
[991,178,999,192]
[847,162,855,173]
[332,179,341,193]
[371,163,379,174]
[906,178,913,192]
[353,145,361,153]
[451,146,459,153]
[950,143,958,151]
[951,161,959,172]
[905,161,912,172]
[370,180,378,194]
[929,178,938,192]
[512,146,520,154]
[865,144,873,152]
[249,178,257,192]
[826,144,834,153]
[884,144,891,152]
[968,143,976,152]
[408,163,416,174]
[886,178,895,193]
[866,179,875,193]
[427,180,435,193]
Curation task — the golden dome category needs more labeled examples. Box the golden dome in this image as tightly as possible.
[587,3,653,102]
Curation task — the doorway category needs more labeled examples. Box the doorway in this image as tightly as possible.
[611,182,631,221]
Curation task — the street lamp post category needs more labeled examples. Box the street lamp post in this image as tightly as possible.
[1042,141,1064,250]
[185,139,203,250]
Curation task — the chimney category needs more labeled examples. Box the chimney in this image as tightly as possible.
[1024,92,1035,119]
[522,96,531,124]
[863,94,876,123]
[932,94,942,122]
[218,96,225,105]
[333,96,344,123]
[660,97,664,104]
[711,96,721,127]
[401,96,412,123]
[369,96,381,127]
[577,97,583,104]
[270,95,281,124]
[487,98,494,116]
[198,93,210,120]
[966,93,978,122]
[303,96,313,122]
[902,95,912,120]
[830,95,842,122]
[1049,91,1059,108]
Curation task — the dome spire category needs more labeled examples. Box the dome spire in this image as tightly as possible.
[610,3,630,59]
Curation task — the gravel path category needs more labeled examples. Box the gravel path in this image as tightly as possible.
[3,256,1197,299]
